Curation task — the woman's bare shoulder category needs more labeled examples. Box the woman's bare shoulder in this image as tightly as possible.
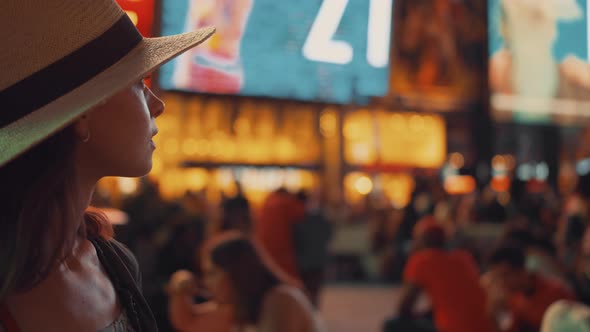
[261,286,325,332]
[265,285,310,308]
[260,285,315,322]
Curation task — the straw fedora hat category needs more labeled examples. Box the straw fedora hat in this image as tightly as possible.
[0,0,215,167]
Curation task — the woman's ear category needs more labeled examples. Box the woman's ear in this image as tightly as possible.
[74,114,91,143]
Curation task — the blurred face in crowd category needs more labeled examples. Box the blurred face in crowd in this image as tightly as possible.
[490,262,528,292]
[413,218,446,250]
[202,254,235,304]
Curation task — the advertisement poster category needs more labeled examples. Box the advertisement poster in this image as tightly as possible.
[489,0,590,124]
[391,0,487,110]
[159,0,393,104]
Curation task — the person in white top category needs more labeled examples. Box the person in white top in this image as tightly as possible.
[541,300,590,332]
[167,231,325,332]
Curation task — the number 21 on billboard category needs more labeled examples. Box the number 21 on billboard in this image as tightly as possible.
[303,0,393,68]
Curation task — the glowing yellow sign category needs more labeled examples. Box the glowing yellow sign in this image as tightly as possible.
[344,111,446,168]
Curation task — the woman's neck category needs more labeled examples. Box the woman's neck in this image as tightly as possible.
[73,164,100,222]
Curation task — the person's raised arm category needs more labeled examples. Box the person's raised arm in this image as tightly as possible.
[398,283,421,318]
[167,270,233,332]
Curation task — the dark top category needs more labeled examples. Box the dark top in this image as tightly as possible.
[0,237,158,332]
[89,236,159,332]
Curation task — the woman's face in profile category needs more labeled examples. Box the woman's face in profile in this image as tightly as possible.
[202,255,234,304]
[76,77,164,178]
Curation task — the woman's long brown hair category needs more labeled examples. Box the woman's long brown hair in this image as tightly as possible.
[205,232,301,326]
[0,126,112,301]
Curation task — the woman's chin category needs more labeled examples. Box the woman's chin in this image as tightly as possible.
[138,163,153,177]
[114,162,152,178]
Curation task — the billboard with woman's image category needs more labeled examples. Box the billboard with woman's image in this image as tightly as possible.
[159,0,394,104]
[489,0,590,124]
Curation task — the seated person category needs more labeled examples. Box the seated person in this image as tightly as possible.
[541,300,590,332]
[502,225,567,283]
[483,244,575,332]
[394,216,495,332]
[167,231,324,332]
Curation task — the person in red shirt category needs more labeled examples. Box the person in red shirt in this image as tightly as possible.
[254,189,306,281]
[483,244,575,332]
[392,216,495,332]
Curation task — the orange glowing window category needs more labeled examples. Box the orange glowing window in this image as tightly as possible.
[444,175,476,195]
[491,175,511,192]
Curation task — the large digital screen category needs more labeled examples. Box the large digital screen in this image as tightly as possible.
[159,0,393,104]
[489,0,590,124]
[391,0,487,110]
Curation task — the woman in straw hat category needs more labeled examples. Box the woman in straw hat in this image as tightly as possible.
[0,0,214,331]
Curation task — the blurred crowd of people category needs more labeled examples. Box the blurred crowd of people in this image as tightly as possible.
[375,177,590,332]
[92,173,590,332]
[95,179,332,331]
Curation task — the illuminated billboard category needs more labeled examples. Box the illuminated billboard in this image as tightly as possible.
[390,0,487,110]
[159,0,393,103]
[489,0,590,124]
